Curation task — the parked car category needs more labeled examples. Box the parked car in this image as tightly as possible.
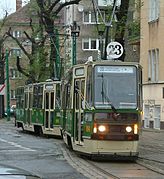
[4,105,16,117]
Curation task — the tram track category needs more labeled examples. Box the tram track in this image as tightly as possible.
[61,144,120,179]
[61,144,164,179]
[137,157,164,176]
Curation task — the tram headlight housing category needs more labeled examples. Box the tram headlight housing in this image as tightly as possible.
[126,126,132,133]
[134,124,138,134]
[93,126,97,133]
[98,125,106,132]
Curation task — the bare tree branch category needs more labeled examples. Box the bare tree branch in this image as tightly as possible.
[16,56,35,82]
[6,28,31,59]
[55,0,82,15]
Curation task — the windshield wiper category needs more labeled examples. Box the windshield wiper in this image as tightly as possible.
[100,73,119,116]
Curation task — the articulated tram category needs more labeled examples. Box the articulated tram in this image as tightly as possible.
[15,80,61,136]
[15,59,142,160]
[61,60,142,160]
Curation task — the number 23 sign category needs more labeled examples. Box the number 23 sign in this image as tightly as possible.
[106,41,124,59]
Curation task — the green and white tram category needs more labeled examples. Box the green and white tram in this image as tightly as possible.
[15,80,61,137]
[61,60,142,160]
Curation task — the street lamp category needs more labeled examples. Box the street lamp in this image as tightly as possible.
[5,49,10,121]
[71,21,80,66]
[98,30,104,60]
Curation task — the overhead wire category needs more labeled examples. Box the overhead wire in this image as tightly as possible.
[91,0,118,35]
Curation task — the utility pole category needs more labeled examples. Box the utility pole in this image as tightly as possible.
[5,49,10,121]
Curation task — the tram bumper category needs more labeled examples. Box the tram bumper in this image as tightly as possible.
[80,139,139,160]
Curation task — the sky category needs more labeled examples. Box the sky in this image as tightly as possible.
[0,0,30,19]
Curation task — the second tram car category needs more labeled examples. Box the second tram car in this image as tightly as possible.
[15,80,61,137]
[61,60,142,160]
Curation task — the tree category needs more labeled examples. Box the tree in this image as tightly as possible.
[5,1,50,83]
[0,12,8,118]
[35,0,82,79]
[4,0,82,82]
[114,0,130,61]
[102,0,130,61]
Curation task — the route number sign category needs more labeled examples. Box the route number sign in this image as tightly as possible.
[106,41,123,59]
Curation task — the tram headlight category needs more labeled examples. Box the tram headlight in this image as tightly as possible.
[126,126,132,133]
[98,125,106,132]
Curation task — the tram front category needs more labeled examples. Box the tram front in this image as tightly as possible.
[83,62,143,160]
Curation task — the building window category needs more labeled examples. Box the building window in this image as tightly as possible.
[149,0,159,22]
[98,0,121,6]
[83,11,94,24]
[10,49,21,57]
[10,69,22,79]
[83,11,106,24]
[148,49,159,82]
[82,38,99,50]
[11,90,16,99]
[83,10,109,24]
[12,30,21,38]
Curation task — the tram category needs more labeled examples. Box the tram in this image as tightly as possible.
[15,80,61,137]
[61,60,143,160]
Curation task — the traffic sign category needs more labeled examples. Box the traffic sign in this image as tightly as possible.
[0,84,5,95]
[106,41,124,59]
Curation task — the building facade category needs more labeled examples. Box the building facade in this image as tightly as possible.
[2,1,31,107]
[2,0,64,108]
[140,0,164,129]
[63,0,140,75]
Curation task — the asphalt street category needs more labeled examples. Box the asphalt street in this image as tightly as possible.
[138,128,164,174]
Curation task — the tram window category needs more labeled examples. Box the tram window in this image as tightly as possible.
[61,85,66,109]
[55,85,61,108]
[75,81,80,110]
[46,111,48,128]
[45,93,49,109]
[86,66,92,106]
[21,99,24,108]
[66,85,71,109]
[24,93,28,108]
[81,80,85,109]
[29,93,33,108]
[50,92,54,109]
[33,86,38,108]
[75,68,84,76]
[38,86,43,108]
[50,111,54,128]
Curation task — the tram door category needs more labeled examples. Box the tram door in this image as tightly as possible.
[74,79,85,144]
[27,86,33,126]
[44,86,55,129]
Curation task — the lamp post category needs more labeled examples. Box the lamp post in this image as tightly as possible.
[71,21,80,66]
[5,49,10,121]
[54,29,60,80]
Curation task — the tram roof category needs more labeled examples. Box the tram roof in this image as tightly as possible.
[72,60,142,68]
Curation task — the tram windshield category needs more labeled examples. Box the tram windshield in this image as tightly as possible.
[94,65,137,109]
